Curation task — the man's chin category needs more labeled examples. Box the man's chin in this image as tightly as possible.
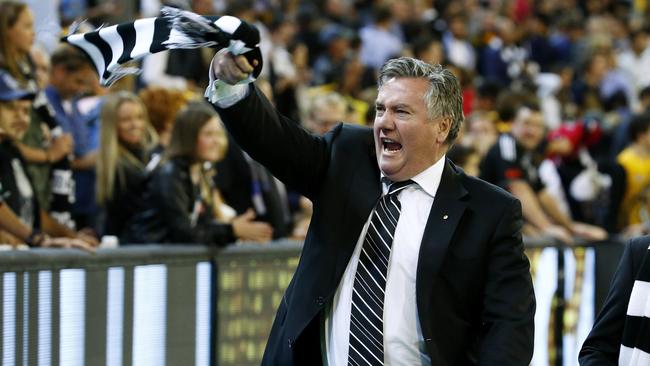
[379,165,402,182]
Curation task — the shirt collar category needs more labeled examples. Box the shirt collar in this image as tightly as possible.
[381,154,446,198]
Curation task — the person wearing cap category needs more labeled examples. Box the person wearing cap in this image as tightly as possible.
[0,70,97,250]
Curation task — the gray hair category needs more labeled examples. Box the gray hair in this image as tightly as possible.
[377,57,464,144]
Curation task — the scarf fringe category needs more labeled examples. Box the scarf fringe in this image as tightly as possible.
[161,6,220,49]
[103,66,141,87]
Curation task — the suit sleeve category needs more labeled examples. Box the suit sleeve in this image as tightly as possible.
[478,197,536,365]
[212,84,336,200]
[579,238,644,365]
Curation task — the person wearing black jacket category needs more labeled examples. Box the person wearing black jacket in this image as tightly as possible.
[125,101,272,245]
[96,91,161,239]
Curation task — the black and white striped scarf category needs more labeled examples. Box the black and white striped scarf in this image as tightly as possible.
[62,7,263,86]
[621,245,650,365]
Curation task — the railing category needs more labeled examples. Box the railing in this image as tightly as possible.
[0,238,625,366]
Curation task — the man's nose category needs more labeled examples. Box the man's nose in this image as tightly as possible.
[375,112,393,130]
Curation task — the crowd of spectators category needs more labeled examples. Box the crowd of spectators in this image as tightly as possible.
[2,0,650,250]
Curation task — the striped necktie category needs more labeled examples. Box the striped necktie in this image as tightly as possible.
[348,179,414,366]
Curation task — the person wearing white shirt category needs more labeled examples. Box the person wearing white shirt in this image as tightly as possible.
[207,52,535,366]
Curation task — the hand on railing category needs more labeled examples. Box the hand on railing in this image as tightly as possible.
[41,236,96,253]
[232,209,273,243]
[570,222,608,242]
[541,224,574,245]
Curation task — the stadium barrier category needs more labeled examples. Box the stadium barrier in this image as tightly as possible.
[0,238,625,366]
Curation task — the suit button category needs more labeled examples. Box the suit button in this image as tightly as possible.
[287,338,294,349]
[316,296,325,306]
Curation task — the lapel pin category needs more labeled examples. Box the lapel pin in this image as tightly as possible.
[443,215,449,220]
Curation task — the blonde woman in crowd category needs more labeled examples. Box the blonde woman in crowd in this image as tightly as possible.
[96,91,158,239]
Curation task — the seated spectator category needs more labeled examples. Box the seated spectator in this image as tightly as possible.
[617,112,650,237]
[304,92,349,135]
[358,6,404,71]
[44,45,99,231]
[125,101,273,245]
[96,91,159,239]
[0,197,93,251]
[0,70,97,248]
[480,105,607,244]
[215,136,293,240]
[412,35,445,66]
[463,110,499,158]
[0,2,75,222]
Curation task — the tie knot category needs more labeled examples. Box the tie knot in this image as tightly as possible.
[386,179,414,196]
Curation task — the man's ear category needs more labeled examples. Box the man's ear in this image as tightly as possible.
[436,117,452,143]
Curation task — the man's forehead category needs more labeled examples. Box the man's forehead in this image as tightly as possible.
[516,108,544,125]
[377,77,428,100]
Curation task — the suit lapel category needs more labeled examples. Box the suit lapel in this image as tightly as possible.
[416,160,468,326]
[335,144,382,278]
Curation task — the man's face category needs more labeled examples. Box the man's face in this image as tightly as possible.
[52,65,95,100]
[511,110,546,151]
[0,99,31,140]
[373,77,449,182]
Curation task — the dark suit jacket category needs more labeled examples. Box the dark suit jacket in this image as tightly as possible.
[215,85,535,366]
[579,237,650,365]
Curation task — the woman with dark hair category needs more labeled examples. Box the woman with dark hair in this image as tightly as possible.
[0,1,34,87]
[125,101,273,245]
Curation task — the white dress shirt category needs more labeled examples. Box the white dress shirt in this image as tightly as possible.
[325,156,446,366]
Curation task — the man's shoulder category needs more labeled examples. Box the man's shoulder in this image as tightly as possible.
[330,123,374,149]
[337,123,373,137]
[628,236,650,256]
[458,168,518,206]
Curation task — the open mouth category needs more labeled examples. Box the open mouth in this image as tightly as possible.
[382,138,402,152]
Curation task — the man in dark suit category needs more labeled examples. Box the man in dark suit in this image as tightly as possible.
[208,52,535,365]
[580,236,650,365]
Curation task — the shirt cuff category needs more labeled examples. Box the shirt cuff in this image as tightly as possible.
[205,57,251,108]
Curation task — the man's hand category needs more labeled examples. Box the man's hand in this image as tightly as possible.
[211,49,257,85]
[570,222,608,241]
[48,133,73,162]
[541,224,574,245]
[75,231,100,247]
[232,209,273,243]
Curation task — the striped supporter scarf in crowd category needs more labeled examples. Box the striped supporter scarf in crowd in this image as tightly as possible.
[62,6,263,86]
[621,245,650,365]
